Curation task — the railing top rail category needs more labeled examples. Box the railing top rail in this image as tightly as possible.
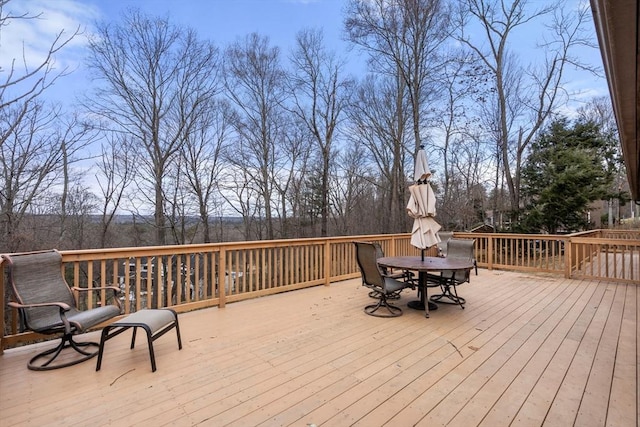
[568,237,640,244]
[4,230,635,262]
[53,234,412,260]
[6,229,638,259]
[452,232,567,240]
[566,230,602,237]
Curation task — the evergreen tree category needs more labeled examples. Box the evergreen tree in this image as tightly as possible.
[520,118,613,233]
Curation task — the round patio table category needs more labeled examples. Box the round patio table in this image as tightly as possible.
[377,256,474,318]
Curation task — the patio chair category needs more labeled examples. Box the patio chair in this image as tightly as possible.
[437,231,478,275]
[353,241,413,317]
[429,238,475,309]
[2,250,122,370]
[372,242,415,299]
[436,231,454,257]
[416,231,454,299]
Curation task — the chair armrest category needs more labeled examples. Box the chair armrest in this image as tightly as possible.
[8,300,75,334]
[8,300,72,311]
[382,270,415,288]
[401,270,416,288]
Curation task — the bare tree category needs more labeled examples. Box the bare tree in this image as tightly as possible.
[344,0,451,233]
[181,98,232,243]
[0,102,91,251]
[446,136,489,229]
[219,163,263,241]
[577,96,618,140]
[164,154,195,245]
[0,0,86,252]
[434,54,493,228]
[272,118,311,238]
[456,0,596,220]
[95,132,135,247]
[345,0,450,151]
[56,113,98,244]
[224,33,288,241]
[329,142,378,235]
[289,28,352,237]
[85,10,220,245]
[54,178,98,250]
[0,0,80,131]
[347,74,412,233]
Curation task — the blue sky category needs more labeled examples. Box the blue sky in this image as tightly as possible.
[2,0,606,111]
[88,0,348,49]
[1,0,358,105]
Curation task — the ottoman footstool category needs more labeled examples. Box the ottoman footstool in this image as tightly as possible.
[96,308,182,372]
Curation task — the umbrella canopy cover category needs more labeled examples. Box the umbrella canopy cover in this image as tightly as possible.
[407,183,441,249]
[413,149,431,182]
[407,183,436,217]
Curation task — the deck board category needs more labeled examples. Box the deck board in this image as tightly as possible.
[575,282,626,426]
[544,281,616,426]
[478,280,597,426]
[444,278,587,426]
[0,269,637,426]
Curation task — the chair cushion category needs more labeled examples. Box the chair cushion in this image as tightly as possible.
[111,309,177,335]
[68,305,122,333]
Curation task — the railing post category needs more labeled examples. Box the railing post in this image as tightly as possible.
[219,247,226,308]
[324,239,331,286]
[0,261,4,355]
[564,237,572,279]
[487,235,494,270]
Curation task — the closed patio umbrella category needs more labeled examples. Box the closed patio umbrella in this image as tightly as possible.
[407,146,441,258]
[413,146,431,182]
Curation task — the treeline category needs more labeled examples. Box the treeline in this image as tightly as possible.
[0,0,626,253]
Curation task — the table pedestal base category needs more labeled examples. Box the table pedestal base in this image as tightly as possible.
[407,300,438,311]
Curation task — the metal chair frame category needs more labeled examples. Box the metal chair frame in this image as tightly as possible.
[353,241,413,317]
[429,239,475,309]
[369,242,415,300]
[3,250,122,370]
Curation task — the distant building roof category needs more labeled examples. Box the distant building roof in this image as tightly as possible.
[468,223,495,233]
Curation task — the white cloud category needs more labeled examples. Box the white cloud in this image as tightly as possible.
[0,0,100,76]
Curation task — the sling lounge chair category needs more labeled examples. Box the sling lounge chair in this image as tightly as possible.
[3,250,122,370]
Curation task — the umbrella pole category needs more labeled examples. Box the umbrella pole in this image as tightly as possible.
[421,249,425,262]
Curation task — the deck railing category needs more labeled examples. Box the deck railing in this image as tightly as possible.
[2,230,638,350]
[454,232,567,274]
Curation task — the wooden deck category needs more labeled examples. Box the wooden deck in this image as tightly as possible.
[1,269,637,426]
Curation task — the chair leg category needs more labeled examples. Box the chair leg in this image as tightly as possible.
[369,289,401,300]
[429,280,466,309]
[450,284,465,309]
[28,334,99,371]
[364,295,402,317]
